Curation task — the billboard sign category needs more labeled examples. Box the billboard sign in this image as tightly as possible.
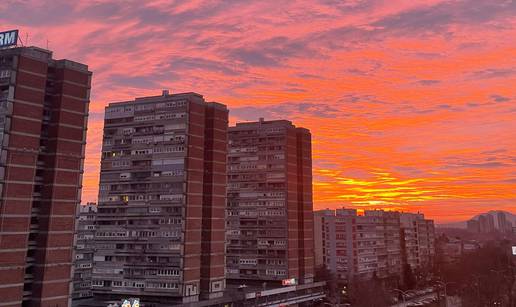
[282,278,297,286]
[0,30,18,48]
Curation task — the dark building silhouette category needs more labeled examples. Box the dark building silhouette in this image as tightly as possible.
[496,212,511,233]
[467,212,514,234]
[478,214,495,233]
[467,219,480,233]
[0,46,91,306]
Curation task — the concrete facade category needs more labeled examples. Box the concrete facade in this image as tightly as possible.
[92,91,228,305]
[72,203,97,300]
[314,208,435,284]
[226,119,314,285]
[400,213,435,272]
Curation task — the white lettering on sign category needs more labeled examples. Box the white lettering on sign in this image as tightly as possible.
[0,30,18,48]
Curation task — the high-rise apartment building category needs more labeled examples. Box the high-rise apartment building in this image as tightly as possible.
[478,214,495,233]
[496,212,512,233]
[313,209,334,270]
[0,45,91,307]
[314,209,435,285]
[466,219,480,233]
[72,203,97,300]
[400,213,435,271]
[226,119,314,285]
[467,213,513,234]
[92,91,228,305]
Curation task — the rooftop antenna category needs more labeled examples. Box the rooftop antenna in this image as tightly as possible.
[25,33,29,46]
[18,34,24,47]
[46,38,50,50]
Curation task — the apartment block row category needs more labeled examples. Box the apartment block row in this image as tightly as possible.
[314,208,435,285]
[0,43,316,307]
[89,92,314,305]
[467,212,514,234]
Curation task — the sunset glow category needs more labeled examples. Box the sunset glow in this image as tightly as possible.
[2,0,515,222]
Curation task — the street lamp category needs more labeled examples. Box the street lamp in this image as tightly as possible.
[435,281,455,307]
[472,274,487,307]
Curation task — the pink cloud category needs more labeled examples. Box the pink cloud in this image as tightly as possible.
[2,0,515,222]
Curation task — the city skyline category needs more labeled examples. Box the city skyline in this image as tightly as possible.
[2,0,515,222]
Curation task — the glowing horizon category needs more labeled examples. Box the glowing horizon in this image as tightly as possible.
[2,0,514,222]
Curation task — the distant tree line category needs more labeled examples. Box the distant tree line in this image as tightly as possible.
[434,238,515,307]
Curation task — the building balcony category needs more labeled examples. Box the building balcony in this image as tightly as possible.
[0,78,10,87]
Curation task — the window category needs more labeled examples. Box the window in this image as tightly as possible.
[112,160,130,168]
[266,269,287,276]
[0,70,11,78]
[239,259,257,265]
[122,128,135,135]
[147,282,178,289]
[134,115,155,121]
[149,207,161,213]
[153,146,185,153]
[157,269,180,276]
[162,170,184,176]
[163,100,187,108]
[159,218,182,224]
[132,137,153,144]
[156,112,186,120]
[135,282,145,288]
[134,104,154,111]
[132,149,152,155]
[159,194,183,201]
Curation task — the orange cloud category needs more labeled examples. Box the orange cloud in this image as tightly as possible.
[2,0,514,222]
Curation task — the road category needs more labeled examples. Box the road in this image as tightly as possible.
[390,293,438,307]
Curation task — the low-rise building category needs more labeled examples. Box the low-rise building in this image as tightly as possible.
[314,208,435,286]
[436,236,480,263]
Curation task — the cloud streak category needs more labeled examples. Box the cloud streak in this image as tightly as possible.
[2,0,515,222]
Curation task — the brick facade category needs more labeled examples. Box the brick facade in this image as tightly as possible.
[0,46,90,307]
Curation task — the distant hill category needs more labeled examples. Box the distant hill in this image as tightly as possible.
[437,210,516,229]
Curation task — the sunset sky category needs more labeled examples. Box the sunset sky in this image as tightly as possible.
[2,0,515,222]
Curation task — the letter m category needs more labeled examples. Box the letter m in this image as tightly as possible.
[4,31,17,45]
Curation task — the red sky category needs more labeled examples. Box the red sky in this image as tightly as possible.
[2,0,515,222]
